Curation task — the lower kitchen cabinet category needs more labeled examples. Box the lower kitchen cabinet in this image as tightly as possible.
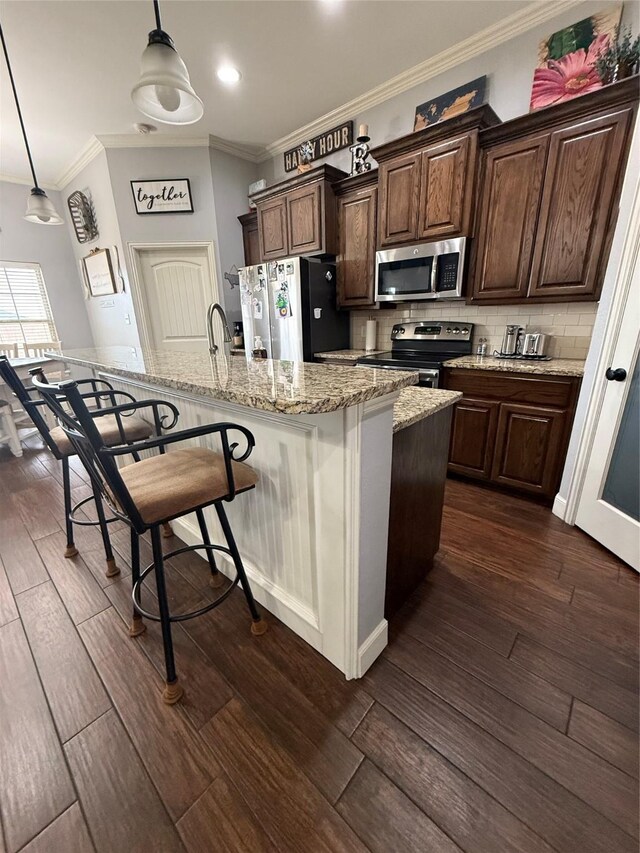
[442,368,580,500]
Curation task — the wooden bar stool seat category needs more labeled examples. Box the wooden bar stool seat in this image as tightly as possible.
[32,375,267,706]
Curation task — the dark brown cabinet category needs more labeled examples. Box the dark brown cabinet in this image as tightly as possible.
[443,368,581,500]
[238,212,260,266]
[372,106,499,250]
[336,173,378,308]
[251,165,346,262]
[470,80,637,304]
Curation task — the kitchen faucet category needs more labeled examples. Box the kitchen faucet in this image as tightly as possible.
[206,302,232,354]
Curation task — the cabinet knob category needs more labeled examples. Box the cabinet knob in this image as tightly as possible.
[605,367,627,382]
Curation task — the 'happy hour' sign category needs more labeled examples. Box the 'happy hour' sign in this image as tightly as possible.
[130,179,193,214]
[283,122,353,172]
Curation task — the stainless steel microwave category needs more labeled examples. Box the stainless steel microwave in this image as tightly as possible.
[375,237,466,302]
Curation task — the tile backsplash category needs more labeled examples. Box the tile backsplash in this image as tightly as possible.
[351,301,598,360]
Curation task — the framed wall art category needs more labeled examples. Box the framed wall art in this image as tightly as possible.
[414,77,487,130]
[130,178,193,214]
[82,248,117,297]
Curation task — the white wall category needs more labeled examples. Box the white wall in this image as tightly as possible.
[262,1,638,184]
[0,179,94,348]
[209,148,258,323]
[61,150,142,350]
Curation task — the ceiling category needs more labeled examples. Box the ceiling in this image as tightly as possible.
[0,0,536,185]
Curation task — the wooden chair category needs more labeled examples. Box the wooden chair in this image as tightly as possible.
[33,374,267,705]
[21,340,63,358]
[0,343,19,358]
[0,356,178,577]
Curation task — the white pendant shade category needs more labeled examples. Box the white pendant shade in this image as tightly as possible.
[24,188,63,225]
[131,41,203,125]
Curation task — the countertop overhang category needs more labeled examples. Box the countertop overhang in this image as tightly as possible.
[49,347,418,414]
[393,387,462,433]
[442,355,585,377]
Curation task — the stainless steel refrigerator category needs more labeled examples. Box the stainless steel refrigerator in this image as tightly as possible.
[239,257,349,361]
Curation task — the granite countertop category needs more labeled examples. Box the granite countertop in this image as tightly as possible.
[393,387,462,433]
[443,355,585,377]
[50,347,418,415]
[315,349,383,361]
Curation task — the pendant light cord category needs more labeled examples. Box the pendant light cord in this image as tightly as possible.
[153,0,162,31]
[0,23,40,190]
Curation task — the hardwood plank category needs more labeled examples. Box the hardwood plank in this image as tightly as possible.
[186,604,364,804]
[200,698,366,853]
[104,578,233,731]
[394,607,571,730]
[0,556,18,628]
[65,709,184,852]
[0,620,75,853]
[0,516,48,595]
[177,776,276,853]
[385,632,638,838]
[78,607,218,820]
[11,481,61,541]
[20,804,94,853]
[17,581,111,742]
[364,659,636,853]
[351,703,555,853]
[568,700,639,780]
[571,584,639,623]
[560,556,633,597]
[35,532,109,625]
[510,634,638,731]
[338,758,462,853]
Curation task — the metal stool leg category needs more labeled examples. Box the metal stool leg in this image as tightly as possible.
[128,527,146,637]
[215,502,267,636]
[62,458,78,558]
[91,482,119,578]
[196,508,225,589]
[150,525,183,704]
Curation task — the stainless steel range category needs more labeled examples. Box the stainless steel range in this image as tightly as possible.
[357,320,474,387]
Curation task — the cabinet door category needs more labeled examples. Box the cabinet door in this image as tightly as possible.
[242,218,260,266]
[491,403,567,497]
[528,109,632,300]
[258,198,288,260]
[418,134,473,239]
[378,152,421,246]
[448,397,500,480]
[286,183,323,256]
[470,135,548,302]
[337,187,378,307]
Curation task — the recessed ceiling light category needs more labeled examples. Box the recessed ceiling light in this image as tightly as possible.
[217,65,241,84]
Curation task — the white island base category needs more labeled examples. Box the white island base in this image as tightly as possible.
[100,372,402,679]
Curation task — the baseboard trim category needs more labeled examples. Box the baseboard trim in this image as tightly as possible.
[357,619,388,677]
[552,494,568,522]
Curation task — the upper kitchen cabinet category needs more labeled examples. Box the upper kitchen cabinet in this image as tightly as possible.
[238,212,260,266]
[372,105,500,249]
[470,78,638,304]
[335,172,378,308]
[251,165,347,262]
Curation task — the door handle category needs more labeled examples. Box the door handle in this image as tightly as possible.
[605,367,627,382]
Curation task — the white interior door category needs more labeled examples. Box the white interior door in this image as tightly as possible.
[575,256,640,571]
[134,245,219,352]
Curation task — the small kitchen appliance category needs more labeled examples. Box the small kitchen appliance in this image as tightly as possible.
[499,324,522,356]
[521,332,549,358]
[357,320,474,387]
[375,237,466,303]
[239,257,348,361]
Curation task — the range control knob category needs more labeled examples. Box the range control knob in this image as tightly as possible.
[445,327,452,333]
[453,327,461,334]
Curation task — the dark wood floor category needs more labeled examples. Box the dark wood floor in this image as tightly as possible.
[0,440,638,853]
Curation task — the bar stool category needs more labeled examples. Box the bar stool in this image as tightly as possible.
[33,375,267,705]
[0,356,178,576]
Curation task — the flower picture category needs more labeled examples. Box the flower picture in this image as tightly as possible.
[529,5,622,111]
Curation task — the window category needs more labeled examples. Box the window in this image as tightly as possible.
[0,261,59,348]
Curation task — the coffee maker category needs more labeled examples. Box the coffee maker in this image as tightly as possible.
[499,325,522,356]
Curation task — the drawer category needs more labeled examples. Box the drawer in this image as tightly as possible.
[442,368,578,408]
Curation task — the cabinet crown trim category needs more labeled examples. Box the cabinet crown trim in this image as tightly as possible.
[250,164,348,204]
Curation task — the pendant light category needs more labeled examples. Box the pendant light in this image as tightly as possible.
[131,0,203,125]
[0,24,63,225]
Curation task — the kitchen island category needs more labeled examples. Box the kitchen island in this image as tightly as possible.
[51,347,419,678]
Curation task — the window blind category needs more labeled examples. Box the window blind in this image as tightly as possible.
[0,261,58,346]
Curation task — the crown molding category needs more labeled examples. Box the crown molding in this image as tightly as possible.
[97,133,210,149]
[263,0,583,159]
[0,173,58,191]
[56,135,105,190]
[208,134,264,163]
